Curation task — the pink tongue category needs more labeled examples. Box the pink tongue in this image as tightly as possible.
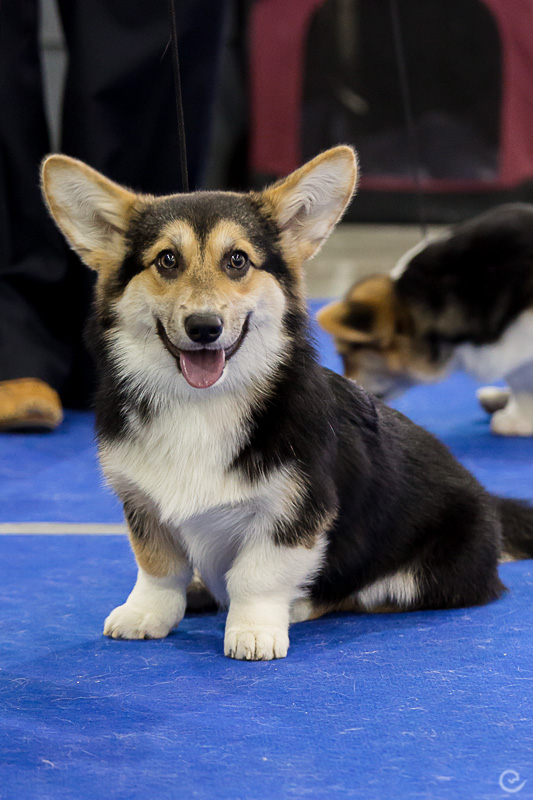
[179,349,225,388]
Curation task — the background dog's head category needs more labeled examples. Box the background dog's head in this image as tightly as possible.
[317,272,447,399]
[42,147,357,396]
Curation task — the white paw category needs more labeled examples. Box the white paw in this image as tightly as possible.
[491,407,533,437]
[477,386,510,414]
[103,603,178,640]
[224,626,289,660]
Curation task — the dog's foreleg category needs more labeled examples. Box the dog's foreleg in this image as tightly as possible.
[104,504,192,640]
[224,532,325,661]
[491,362,533,436]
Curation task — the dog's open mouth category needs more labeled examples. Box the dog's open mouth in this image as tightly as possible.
[156,315,250,389]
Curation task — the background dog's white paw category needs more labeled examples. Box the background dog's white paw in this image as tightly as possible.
[103,603,177,639]
[491,407,533,437]
[477,386,510,414]
[224,626,289,660]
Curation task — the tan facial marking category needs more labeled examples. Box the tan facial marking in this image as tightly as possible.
[142,220,200,272]
[205,219,264,269]
[141,218,264,303]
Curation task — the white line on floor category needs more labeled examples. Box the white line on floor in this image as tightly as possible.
[0,522,127,535]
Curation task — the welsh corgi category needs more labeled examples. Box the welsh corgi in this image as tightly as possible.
[317,205,533,436]
[42,151,533,661]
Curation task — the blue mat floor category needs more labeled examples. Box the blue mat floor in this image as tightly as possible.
[2,300,533,799]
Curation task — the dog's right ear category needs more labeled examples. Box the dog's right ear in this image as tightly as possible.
[317,299,376,343]
[41,155,138,272]
[317,275,405,347]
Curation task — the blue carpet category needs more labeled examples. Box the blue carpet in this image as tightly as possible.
[2,300,533,799]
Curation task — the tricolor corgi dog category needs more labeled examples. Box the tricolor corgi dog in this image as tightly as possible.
[318,205,533,436]
[42,150,533,661]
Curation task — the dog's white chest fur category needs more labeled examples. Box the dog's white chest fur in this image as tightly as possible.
[101,395,255,522]
[100,394,294,603]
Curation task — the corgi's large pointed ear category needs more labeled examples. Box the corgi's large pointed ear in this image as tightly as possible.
[317,275,407,347]
[317,298,376,343]
[41,155,138,272]
[260,146,358,263]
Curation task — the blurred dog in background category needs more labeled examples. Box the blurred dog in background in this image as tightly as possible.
[318,205,533,436]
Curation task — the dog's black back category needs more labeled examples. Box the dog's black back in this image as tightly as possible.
[398,204,533,345]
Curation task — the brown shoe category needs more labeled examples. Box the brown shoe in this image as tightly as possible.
[0,378,63,432]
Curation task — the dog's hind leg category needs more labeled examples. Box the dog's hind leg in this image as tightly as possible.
[104,502,193,640]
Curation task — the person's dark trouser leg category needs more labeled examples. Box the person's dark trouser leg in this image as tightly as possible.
[0,0,75,394]
[59,0,229,193]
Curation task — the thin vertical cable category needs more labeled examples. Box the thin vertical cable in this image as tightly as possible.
[167,0,189,192]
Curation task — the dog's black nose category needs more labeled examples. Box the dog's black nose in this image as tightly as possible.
[184,314,223,344]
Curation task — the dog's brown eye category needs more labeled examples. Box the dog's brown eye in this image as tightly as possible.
[155,250,177,272]
[228,251,248,271]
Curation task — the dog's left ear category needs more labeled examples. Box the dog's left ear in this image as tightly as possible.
[41,155,138,273]
[260,146,358,263]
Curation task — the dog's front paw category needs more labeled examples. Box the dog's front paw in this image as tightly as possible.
[104,603,177,640]
[224,626,289,660]
[491,406,533,437]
